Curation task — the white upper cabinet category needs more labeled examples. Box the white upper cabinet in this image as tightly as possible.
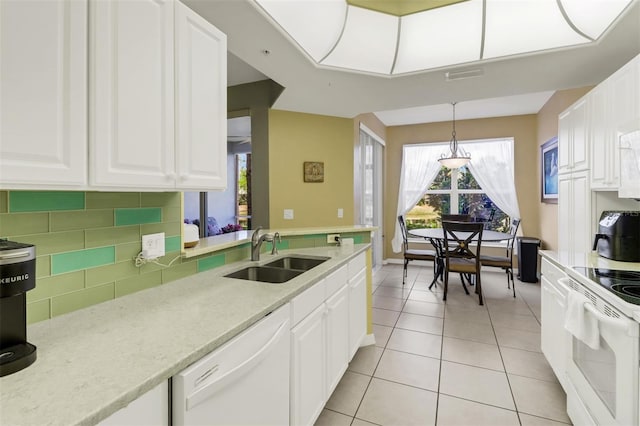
[90,0,176,189]
[0,0,87,188]
[558,98,588,174]
[175,2,227,190]
[1,0,227,191]
[610,55,640,133]
[589,84,619,190]
[590,55,640,191]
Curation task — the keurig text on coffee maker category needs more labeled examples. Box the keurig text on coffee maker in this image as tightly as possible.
[0,239,37,376]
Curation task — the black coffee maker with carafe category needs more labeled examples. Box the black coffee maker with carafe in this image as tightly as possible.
[0,239,37,376]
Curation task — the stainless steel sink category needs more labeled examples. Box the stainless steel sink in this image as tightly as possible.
[264,256,329,271]
[225,266,303,283]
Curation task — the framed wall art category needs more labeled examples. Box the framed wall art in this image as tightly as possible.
[303,161,324,183]
[541,137,558,204]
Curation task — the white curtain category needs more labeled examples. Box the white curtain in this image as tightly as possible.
[391,143,446,253]
[466,138,521,219]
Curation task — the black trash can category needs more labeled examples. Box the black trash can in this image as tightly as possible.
[517,237,540,283]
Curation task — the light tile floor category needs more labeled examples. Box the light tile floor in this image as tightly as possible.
[315,263,572,426]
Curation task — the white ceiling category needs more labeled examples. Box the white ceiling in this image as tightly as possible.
[189,0,640,126]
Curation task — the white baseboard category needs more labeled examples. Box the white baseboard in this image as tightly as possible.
[359,333,376,347]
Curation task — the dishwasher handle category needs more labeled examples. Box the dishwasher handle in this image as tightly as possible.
[185,318,289,411]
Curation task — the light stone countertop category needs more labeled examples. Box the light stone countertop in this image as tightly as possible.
[539,249,640,272]
[0,244,370,426]
[182,225,376,258]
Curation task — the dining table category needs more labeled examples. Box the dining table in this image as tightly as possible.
[408,227,515,288]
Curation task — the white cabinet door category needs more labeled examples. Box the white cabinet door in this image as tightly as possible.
[291,304,327,426]
[611,54,640,132]
[90,0,175,188]
[558,99,589,175]
[99,380,169,426]
[175,2,227,190]
[541,276,569,391]
[326,285,349,396]
[589,84,618,190]
[558,170,591,257]
[557,173,572,254]
[0,0,87,188]
[348,268,367,359]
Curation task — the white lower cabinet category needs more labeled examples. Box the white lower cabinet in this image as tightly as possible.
[98,381,169,426]
[291,302,328,426]
[290,253,367,426]
[348,254,367,358]
[326,285,350,395]
[540,258,570,391]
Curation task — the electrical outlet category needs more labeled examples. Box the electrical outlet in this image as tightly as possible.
[142,233,165,259]
[284,209,294,220]
[337,208,344,218]
[327,234,341,244]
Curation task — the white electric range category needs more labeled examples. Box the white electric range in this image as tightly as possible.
[564,264,640,426]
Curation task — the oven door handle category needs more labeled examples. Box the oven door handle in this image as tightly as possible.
[582,300,635,334]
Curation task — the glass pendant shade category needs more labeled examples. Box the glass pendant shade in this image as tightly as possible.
[439,155,471,168]
[439,102,471,169]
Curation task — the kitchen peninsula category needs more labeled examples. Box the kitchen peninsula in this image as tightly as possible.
[0,227,374,426]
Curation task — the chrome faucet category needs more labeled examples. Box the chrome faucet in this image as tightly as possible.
[271,232,281,255]
[251,227,273,261]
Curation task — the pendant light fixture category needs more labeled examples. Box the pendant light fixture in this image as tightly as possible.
[438,102,471,169]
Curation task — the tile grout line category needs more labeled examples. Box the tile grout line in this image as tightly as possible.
[486,299,524,426]
[347,270,414,426]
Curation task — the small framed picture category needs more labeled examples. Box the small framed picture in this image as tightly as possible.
[303,161,324,183]
[541,137,558,204]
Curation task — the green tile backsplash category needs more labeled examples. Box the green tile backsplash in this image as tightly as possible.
[9,191,85,212]
[115,207,162,226]
[0,190,371,324]
[51,246,116,275]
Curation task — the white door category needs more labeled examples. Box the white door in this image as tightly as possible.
[290,304,327,426]
[90,0,175,188]
[0,0,87,188]
[175,2,227,190]
[358,124,384,269]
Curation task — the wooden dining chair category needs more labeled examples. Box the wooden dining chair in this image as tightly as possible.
[441,214,471,222]
[480,218,521,297]
[398,216,437,286]
[442,221,485,305]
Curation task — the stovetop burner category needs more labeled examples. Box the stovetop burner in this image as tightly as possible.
[573,267,640,305]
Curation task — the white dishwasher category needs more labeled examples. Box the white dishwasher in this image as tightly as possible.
[173,304,290,426]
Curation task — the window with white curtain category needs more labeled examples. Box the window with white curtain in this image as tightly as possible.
[406,165,509,231]
[392,137,520,253]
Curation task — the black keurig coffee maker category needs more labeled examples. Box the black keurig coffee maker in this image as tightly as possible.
[0,239,37,376]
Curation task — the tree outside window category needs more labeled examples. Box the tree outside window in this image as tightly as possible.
[405,165,509,232]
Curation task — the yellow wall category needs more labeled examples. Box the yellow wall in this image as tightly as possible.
[384,115,539,260]
[536,87,593,250]
[268,110,355,228]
